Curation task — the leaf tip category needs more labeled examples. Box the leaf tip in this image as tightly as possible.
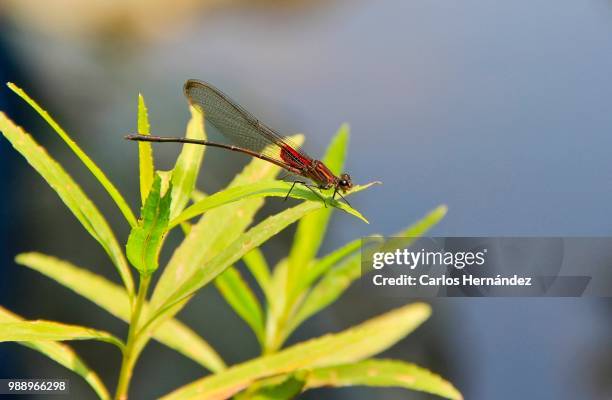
[13,253,27,265]
[6,82,22,97]
[334,123,350,145]
[404,302,432,325]
[338,122,350,136]
[432,204,448,219]
[415,302,432,317]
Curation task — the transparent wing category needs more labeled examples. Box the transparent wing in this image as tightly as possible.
[183,80,309,166]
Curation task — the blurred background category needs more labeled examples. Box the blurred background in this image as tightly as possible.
[1,0,611,399]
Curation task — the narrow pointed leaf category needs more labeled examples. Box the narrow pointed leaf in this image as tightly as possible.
[127,174,172,275]
[137,94,154,204]
[7,82,137,227]
[0,307,110,400]
[160,303,431,400]
[16,252,225,372]
[170,105,206,220]
[170,180,372,228]
[0,112,134,295]
[302,359,462,400]
[0,321,124,349]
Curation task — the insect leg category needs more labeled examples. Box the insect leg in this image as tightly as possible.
[283,180,328,207]
[284,181,299,201]
[334,190,352,207]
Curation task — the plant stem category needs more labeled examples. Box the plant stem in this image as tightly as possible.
[115,274,151,400]
[264,295,297,354]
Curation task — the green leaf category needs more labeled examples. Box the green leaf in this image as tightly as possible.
[15,252,225,372]
[137,94,154,205]
[215,268,265,344]
[170,105,206,220]
[0,321,124,350]
[302,359,463,400]
[150,135,303,316]
[286,124,350,289]
[170,180,373,228]
[127,174,172,275]
[242,248,272,302]
[0,112,135,295]
[6,82,138,228]
[287,205,447,338]
[236,374,306,400]
[160,302,431,400]
[0,307,110,400]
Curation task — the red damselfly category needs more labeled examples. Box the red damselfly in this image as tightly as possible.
[126,80,353,206]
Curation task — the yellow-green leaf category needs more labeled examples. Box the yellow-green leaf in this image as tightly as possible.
[7,82,137,227]
[15,252,225,372]
[170,105,206,220]
[170,180,373,228]
[303,359,462,400]
[160,302,431,400]
[0,321,124,350]
[0,307,110,400]
[0,112,134,295]
[137,94,154,204]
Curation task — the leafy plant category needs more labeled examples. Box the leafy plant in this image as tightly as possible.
[0,83,461,400]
